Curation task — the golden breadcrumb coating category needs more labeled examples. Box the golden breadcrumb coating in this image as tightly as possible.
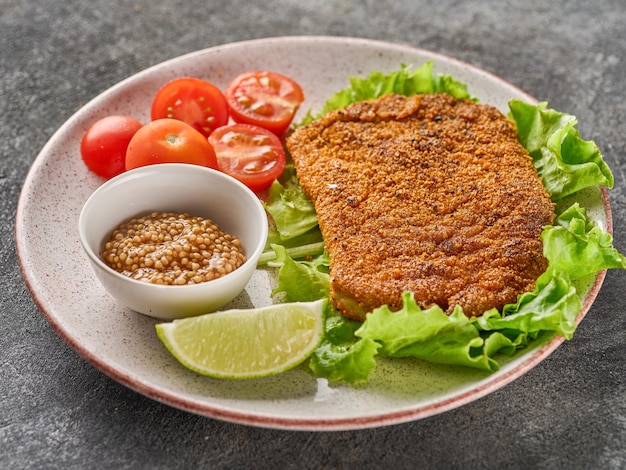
[286,93,554,320]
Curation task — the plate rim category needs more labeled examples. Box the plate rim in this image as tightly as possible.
[14,35,612,431]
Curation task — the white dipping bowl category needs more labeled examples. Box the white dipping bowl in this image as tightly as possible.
[78,163,268,320]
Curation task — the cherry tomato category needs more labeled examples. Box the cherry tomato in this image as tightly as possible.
[80,115,143,179]
[225,71,304,135]
[208,124,287,192]
[125,118,218,170]
[151,77,229,137]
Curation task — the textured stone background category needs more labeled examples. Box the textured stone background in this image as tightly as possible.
[2,0,625,468]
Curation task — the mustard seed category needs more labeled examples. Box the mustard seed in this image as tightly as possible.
[101,211,246,285]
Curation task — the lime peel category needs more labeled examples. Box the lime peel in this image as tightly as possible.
[156,299,326,379]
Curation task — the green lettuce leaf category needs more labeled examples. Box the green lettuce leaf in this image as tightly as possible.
[356,292,504,371]
[263,164,319,241]
[475,268,581,340]
[309,313,381,383]
[509,99,614,200]
[269,244,330,303]
[300,62,475,125]
[542,203,626,279]
[258,226,324,267]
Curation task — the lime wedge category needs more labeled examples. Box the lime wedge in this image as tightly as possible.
[156,300,326,379]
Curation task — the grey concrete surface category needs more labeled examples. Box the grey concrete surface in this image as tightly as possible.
[2,0,625,468]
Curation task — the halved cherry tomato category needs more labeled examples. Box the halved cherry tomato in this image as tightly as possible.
[151,77,229,137]
[125,118,218,170]
[80,115,143,179]
[208,123,287,192]
[225,71,304,135]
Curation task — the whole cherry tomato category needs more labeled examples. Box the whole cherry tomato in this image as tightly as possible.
[80,115,143,179]
[225,71,304,135]
[209,123,287,192]
[125,118,218,170]
[151,77,229,138]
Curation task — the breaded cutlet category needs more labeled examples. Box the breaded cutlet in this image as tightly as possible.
[285,93,555,320]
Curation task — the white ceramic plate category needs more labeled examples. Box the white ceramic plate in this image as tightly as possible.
[16,36,610,431]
